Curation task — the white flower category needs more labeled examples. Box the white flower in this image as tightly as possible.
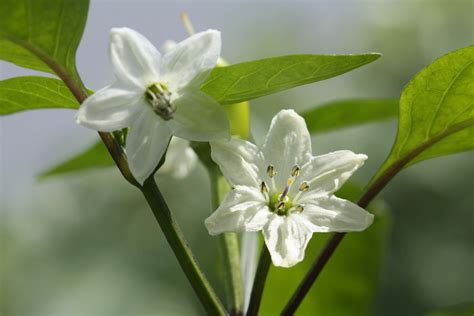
[157,137,198,179]
[75,28,229,184]
[205,110,374,268]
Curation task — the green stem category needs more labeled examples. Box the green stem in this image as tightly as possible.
[281,118,474,315]
[141,177,226,316]
[27,35,222,313]
[246,246,271,316]
[209,169,244,315]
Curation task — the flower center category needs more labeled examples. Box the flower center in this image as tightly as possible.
[145,83,175,120]
[260,164,308,216]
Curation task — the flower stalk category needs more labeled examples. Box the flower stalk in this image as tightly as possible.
[141,177,226,316]
[246,246,272,316]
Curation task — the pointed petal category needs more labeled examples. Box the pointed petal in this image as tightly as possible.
[168,91,230,141]
[205,186,270,235]
[261,110,312,191]
[210,138,264,188]
[161,30,221,90]
[75,82,142,132]
[293,151,367,201]
[109,27,161,88]
[299,196,374,232]
[126,109,171,184]
[263,214,313,268]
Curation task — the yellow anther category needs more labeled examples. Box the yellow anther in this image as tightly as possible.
[294,205,304,213]
[299,182,309,192]
[291,165,300,177]
[267,164,277,178]
[260,181,269,193]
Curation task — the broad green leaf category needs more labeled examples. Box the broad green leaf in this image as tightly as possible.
[0,0,89,83]
[39,142,113,179]
[261,182,390,316]
[371,46,474,183]
[0,76,78,115]
[40,97,399,178]
[201,54,381,104]
[302,98,399,134]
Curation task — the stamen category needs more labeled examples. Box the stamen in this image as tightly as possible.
[267,164,277,178]
[276,201,285,210]
[145,83,175,120]
[260,181,269,193]
[294,205,304,213]
[291,165,300,177]
[299,181,309,192]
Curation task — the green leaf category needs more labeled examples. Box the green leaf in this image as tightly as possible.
[302,98,399,134]
[0,76,79,115]
[371,46,474,182]
[40,142,113,179]
[0,0,89,83]
[261,182,390,316]
[201,54,381,104]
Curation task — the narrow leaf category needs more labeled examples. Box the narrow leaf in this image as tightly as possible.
[302,98,398,134]
[371,46,474,182]
[0,0,89,82]
[201,54,381,104]
[0,76,78,115]
[40,142,113,178]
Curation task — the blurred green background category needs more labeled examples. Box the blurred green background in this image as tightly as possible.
[1,0,472,315]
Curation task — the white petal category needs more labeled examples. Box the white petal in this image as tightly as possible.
[109,27,161,88]
[293,151,367,201]
[168,91,230,141]
[161,30,221,90]
[126,109,171,184]
[263,214,313,268]
[205,186,270,235]
[210,138,264,188]
[299,196,374,232]
[261,110,312,191]
[157,137,197,179]
[240,232,259,313]
[75,82,142,132]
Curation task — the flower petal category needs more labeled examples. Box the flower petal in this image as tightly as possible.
[261,110,312,191]
[161,30,221,90]
[299,196,374,232]
[109,27,161,88]
[293,151,367,201]
[75,82,142,132]
[263,214,313,268]
[126,109,171,184]
[157,137,197,179]
[210,138,264,188]
[205,186,270,235]
[168,91,230,141]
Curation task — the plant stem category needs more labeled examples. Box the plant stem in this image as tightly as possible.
[246,246,271,316]
[209,169,244,315]
[141,177,226,316]
[52,60,222,312]
[281,118,474,315]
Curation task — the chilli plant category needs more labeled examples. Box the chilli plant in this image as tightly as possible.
[1,1,472,315]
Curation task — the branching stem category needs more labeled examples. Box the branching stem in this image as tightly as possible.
[281,118,474,315]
